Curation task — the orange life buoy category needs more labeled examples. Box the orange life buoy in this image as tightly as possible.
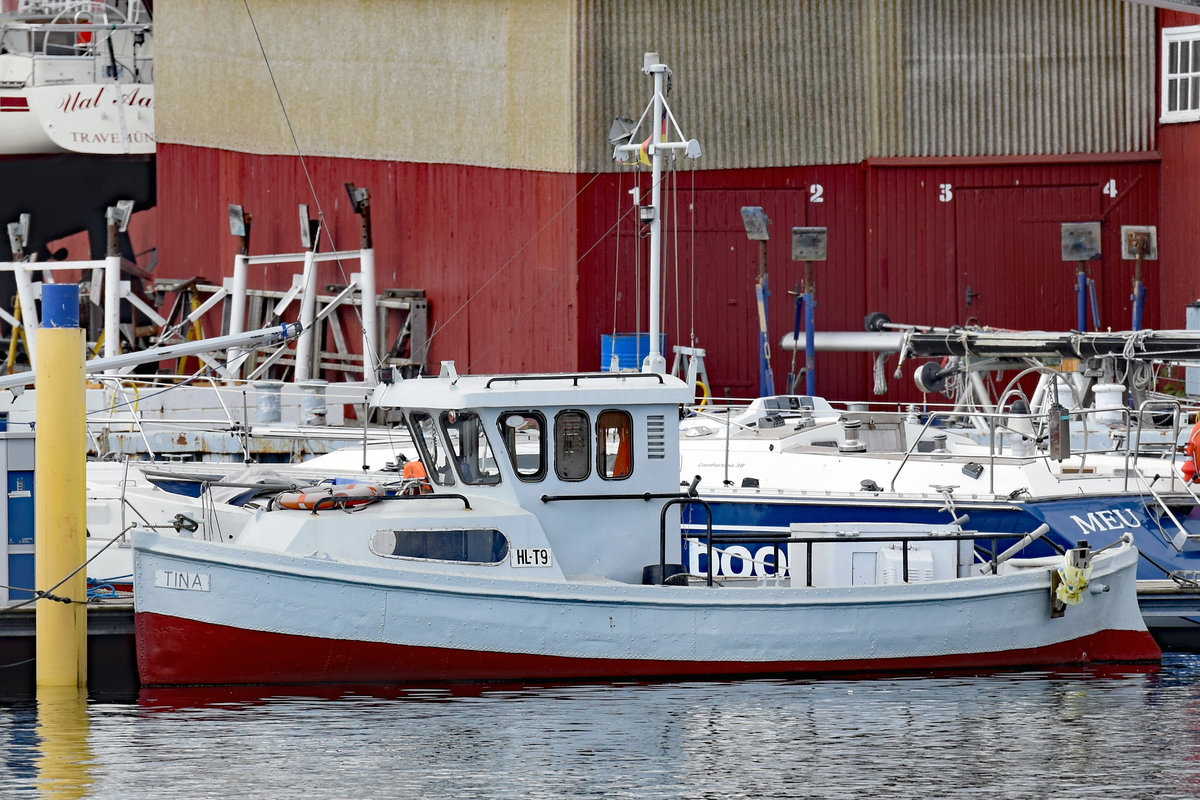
[1182,418,1200,483]
[277,483,379,510]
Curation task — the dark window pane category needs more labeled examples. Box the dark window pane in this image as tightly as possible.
[555,410,591,480]
[371,529,509,564]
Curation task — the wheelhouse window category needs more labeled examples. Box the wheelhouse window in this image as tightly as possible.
[555,410,591,481]
[597,410,633,480]
[498,411,546,482]
[370,529,509,564]
[409,411,454,486]
[441,410,501,485]
[1163,25,1200,123]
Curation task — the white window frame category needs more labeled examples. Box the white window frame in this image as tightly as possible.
[1162,25,1200,124]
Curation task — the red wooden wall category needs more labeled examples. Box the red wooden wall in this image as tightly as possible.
[1158,9,1200,329]
[156,144,1171,404]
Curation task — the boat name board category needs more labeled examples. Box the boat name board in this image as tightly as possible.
[58,86,153,113]
[154,569,210,592]
[510,548,551,568]
[1069,509,1143,534]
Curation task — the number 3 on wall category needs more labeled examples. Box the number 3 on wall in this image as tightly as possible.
[938,184,953,202]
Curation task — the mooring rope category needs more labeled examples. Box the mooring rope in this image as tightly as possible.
[0,528,133,613]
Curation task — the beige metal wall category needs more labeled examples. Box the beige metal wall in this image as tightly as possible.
[158,0,1155,172]
[156,0,577,170]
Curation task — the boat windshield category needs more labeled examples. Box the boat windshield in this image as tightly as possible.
[498,411,546,482]
[441,410,501,486]
[407,411,455,486]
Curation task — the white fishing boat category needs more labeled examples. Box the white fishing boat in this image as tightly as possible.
[0,0,153,156]
[131,363,1159,686]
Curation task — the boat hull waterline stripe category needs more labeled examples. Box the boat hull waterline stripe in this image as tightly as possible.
[134,611,1159,686]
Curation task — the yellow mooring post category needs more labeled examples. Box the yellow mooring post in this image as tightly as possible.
[35,283,86,688]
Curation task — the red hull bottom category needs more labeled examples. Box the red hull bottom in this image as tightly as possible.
[135,612,1162,687]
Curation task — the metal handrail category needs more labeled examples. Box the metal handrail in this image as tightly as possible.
[485,372,665,389]
[681,526,1066,586]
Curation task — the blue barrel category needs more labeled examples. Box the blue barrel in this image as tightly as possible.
[601,333,666,372]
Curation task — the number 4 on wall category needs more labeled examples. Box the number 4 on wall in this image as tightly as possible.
[1102,179,1118,198]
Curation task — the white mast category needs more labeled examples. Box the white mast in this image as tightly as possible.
[611,53,701,374]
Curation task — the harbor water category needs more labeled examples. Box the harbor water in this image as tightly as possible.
[3,654,1200,799]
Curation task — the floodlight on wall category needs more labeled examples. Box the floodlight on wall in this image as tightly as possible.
[1061,222,1102,332]
[299,204,311,249]
[1121,225,1158,331]
[228,204,247,237]
[1121,226,1158,260]
[7,222,23,255]
[740,206,770,241]
[298,204,322,251]
[791,227,829,262]
[346,183,369,215]
[1060,222,1101,261]
[7,213,29,254]
[106,199,134,232]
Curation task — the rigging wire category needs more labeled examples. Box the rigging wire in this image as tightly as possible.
[241,0,378,378]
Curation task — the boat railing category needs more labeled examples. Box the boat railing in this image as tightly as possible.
[680,526,1068,588]
[887,402,1184,495]
[1,19,153,86]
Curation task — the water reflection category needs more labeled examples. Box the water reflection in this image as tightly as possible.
[1,657,1200,798]
[34,687,91,800]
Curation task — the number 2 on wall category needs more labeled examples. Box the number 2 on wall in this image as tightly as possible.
[808,184,824,203]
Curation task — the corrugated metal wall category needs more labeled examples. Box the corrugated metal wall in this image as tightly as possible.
[159,0,1156,171]
[576,0,1155,170]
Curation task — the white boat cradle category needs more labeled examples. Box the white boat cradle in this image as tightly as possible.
[0,0,153,155]
[131,363,1160,686]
